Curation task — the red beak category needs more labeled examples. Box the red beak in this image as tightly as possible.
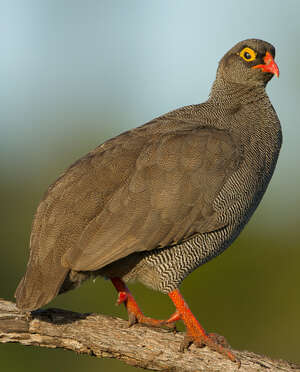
[252,51,279,77]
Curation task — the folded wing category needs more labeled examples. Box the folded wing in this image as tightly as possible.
[62,126,241,271]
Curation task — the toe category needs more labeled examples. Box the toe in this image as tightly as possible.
[208,332,230,348]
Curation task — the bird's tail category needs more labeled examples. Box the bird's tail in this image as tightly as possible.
[15,264,68,311]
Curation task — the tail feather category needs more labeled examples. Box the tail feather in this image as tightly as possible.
[15,264,68,311]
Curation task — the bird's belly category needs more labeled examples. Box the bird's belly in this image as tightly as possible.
[118,168,273,293]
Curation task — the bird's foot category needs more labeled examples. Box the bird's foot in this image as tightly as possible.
[208,332,230,348]
[180,330,239,366]
[112,278,178,330]
[168,289,241,368]
[117,290,177,330]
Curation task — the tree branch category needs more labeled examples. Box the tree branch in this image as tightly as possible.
[0,299,298,372]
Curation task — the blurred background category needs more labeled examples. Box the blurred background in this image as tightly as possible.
[1,1,300,371]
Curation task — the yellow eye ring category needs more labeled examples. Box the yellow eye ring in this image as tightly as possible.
[239,47,257,62]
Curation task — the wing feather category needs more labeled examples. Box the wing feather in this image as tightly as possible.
[61,127,241,271]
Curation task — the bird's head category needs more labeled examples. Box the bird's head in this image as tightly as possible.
[217,39,279,87]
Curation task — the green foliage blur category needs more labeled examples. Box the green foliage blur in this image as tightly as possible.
[1,1,300,371]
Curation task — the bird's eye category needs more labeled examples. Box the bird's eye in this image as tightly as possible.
[239,47,257,62]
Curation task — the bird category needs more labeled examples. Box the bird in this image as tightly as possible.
[15,39,281,365]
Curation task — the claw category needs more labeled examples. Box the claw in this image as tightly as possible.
[128,311,138,327]
[179,334,194,352]
[208,332,230,348]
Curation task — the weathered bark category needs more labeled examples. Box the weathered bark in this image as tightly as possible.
[0,299,298,372]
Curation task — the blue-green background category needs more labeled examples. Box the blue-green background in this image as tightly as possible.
[1,1,300,371]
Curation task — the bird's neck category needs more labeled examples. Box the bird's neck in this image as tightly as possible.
[209,78,268,107]
[208,77,282,167]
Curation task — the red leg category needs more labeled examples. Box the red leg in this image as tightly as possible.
[111,277,178,329]
[168,289,240,366]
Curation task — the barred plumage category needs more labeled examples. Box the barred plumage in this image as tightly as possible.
[15,39,281,320]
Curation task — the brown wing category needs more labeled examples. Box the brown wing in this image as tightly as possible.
[15,129,148,310]
[62,126,241,271]
[15,121,241,310]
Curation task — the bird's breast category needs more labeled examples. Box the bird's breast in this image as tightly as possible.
[214,116,281,231]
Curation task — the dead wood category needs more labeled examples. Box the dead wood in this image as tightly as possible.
[0,299,298,372]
